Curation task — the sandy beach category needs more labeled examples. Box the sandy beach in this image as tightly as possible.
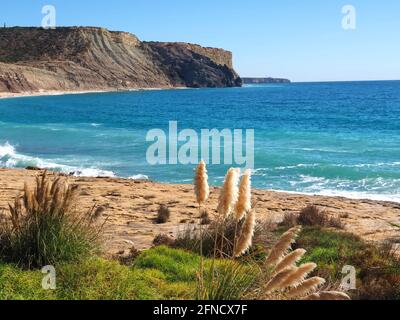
[0,168,399,256]
[0,87,190,100]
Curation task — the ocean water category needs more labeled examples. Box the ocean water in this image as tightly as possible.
[1,81,400,202]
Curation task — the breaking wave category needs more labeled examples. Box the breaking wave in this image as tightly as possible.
[0,142,115,177]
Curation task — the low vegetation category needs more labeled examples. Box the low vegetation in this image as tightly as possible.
[296,227,400,300]
[0,166,398,300]
[281,205,343,229]
[0,246,196,300]
[155,204,170,224]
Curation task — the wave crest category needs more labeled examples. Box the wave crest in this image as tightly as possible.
[0,142,115,177]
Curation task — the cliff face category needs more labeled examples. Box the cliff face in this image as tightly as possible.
[0,27,241,94]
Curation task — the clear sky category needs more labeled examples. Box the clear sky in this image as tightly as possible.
[1,0,400,82]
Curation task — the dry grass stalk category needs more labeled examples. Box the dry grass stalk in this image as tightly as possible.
[286,277,326,299]
[234,169,252,221]
[217,168,240,217]
[274,249,306,275]
[303,291,351,300]
[265,226,301,267]
[234,210,256,257]
[194,160,209,205]
[200,209,211,225]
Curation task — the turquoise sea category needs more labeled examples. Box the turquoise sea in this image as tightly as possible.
[1,81,400,202]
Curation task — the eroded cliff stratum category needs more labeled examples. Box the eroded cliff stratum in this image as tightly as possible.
[0,27,242,94]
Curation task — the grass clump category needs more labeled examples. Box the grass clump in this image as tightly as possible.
[175,217,243,258]
[281,205,344,229]
[197,260,257,300]
[298,205,344,229]
[0,172,102,269]
[155,204,170,224]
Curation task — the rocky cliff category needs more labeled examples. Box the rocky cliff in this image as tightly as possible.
[0,27,242,94]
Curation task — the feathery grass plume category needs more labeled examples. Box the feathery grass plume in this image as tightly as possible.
[234,210,256,257]
[194,160,210,205]
[264,267,296,293]
[273,249,306,275]
[279,262,317,289]
[234,169,252,221]
[287,277,326,299]
[265,226,302,267]
[303,291,351,301]
[217,168,240,217]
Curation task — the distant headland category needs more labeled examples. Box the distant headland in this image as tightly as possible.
[242,77,291,84]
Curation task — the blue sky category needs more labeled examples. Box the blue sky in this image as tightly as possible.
[1,0,400,82]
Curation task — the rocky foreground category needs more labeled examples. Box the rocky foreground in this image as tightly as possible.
[0,169,399,256]
[0,27,241,96]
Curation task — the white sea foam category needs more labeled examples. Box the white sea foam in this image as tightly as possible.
[128,174,149,180]
[271,188,400,203]
[0,142,115,177]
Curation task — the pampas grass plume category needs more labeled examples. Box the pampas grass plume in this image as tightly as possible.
[234,210,256,257]
[265,226,302,267]
[274,249,306,274]
[194,160,209,205]
[234,169,252,221]
[279,262,317,289]
[217,168,240,217]
[287,277,325,299]
[304,291,351,301]
[264,267,295,293]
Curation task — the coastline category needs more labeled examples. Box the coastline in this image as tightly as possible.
[0,87,190,100]
[1,168,399,255]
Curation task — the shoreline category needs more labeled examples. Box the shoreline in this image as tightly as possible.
[1,168,399,255]
[0,87,190,100]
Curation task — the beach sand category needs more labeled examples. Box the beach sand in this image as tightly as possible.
[0,87,189,99]
[0,168,399,256]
